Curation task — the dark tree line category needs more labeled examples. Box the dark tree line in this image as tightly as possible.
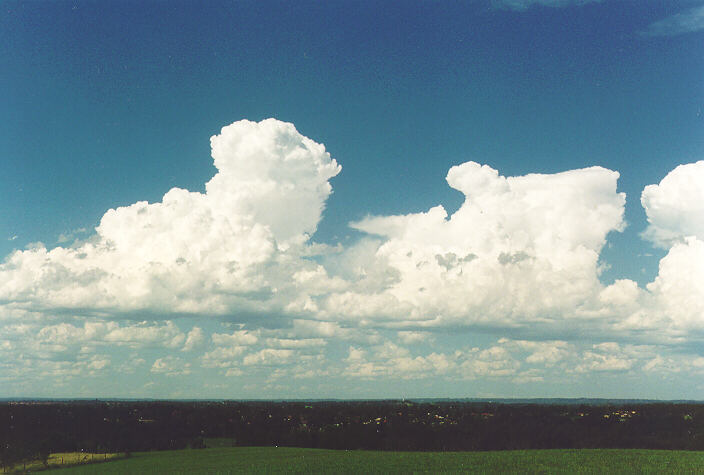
[2,400,704,465]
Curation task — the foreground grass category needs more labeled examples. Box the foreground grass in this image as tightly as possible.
[40,447,704,474]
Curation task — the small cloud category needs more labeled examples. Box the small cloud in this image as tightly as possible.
[182,327,205,352]
[492,0,601,11]
[57,227,89,244]
[397,331,429,345]
[264,337,326,349]
[25,241,45,250]
[201,346,246,368]
[643,5,704,37]
[243,349,295,366]
[211,330,259,346]
[151,356,191,376]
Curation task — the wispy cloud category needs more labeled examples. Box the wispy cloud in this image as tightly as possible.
[492,0,601,11]
[644,5,704,37]
[57,227,88,244]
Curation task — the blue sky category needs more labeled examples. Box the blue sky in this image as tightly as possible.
[1,0,703,399]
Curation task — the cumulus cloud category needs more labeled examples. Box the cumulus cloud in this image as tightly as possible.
[397,331,431,344]
[0,119,341,318]
[337,162,625,328]
[243,349,295,366]
[102,321,186,348]
[6,320,190,358]
[201,346,247,368]
[337,336,701,387]
[0,119,631,337]
[576,343,635,373]
[342,338,554,382]
[182,327,205,351]
[211,329,259,346]
[644,5,704,37]
[644,237,704,332]
[641,161,704,248]
[2,118,704,396]
[151,356,191,376]
[611,161,704,335]
[265,337,326,349]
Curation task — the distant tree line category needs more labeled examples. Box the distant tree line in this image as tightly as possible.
[2,400,704,465]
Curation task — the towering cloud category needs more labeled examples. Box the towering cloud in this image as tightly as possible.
[636,161,704,332]
[0,119,701,348]
[641,161,704,248]
[0,119,341,317]
[1,119,704,397]
[334,162,626,327]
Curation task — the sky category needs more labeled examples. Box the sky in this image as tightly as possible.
[1,0,703,399]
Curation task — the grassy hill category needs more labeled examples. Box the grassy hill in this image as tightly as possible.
[41,447,704,474]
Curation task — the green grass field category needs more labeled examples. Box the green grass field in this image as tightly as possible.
[38,447,704,474]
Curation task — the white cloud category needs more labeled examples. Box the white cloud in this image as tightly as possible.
[211,329,259,346]
[85,355,110,371]
[608,162,704,335]
[243,349,295,366]
[343,339,519,381]
[346,346,366,363]
[337,162,625,328]
[37,321,108,346]
[397,331,430,344]
[264,337,326,349]
[645,237,704,331]
[57,228,88,244]
[507,339,571,366]
[14,320,191,357]
[182,327,205,351]
[290,319,344,338]
[644,5,704,37]
[151,356,191,376]
[117,356,146,374]
[207,119,341,244]
[201,346,247,368]
[459,345,520,379]
[0,119,341,318]
[641,161,704,248]
[3,118,704,396]
[575,342,638,373]
[103,321,186,349]
[0,121,631,339]
[492,0,601,11]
